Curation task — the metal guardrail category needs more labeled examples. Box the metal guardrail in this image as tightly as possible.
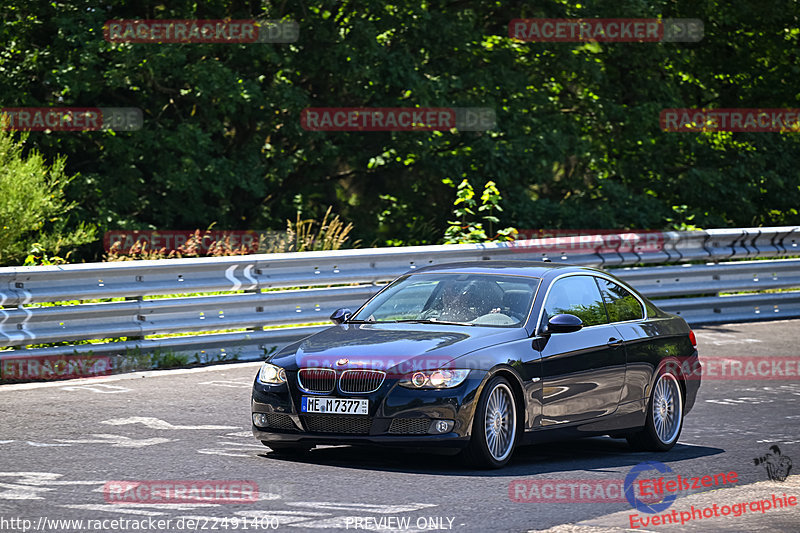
[615,258,800,297]
[1,227,799,380]
[2,226,798,306]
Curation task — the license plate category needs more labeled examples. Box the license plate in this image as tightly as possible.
[301,397,369,415]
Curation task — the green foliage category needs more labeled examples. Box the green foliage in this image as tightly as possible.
[0,127,95,265]
[0,0,799,259]
[443,179,517,243]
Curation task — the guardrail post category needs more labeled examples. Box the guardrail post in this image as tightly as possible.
[125,295,145,340]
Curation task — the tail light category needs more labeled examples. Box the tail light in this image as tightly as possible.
[689,330,697,349]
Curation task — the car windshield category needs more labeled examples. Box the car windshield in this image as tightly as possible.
[351,273,539,327]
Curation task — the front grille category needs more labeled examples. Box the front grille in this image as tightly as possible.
[302,415,372,434]
[297,368,336,393]
[339,369,386,393]
[260,413,297,430]
[388,418,431,435]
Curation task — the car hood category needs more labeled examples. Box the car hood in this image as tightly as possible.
[271,322,525,373]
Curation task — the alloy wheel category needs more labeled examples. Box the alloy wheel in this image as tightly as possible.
[484,383,516,461]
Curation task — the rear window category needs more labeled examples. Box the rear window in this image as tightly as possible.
[596,277,645,322]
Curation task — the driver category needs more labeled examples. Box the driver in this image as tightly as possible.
[438,283,473,321]
[437,280,498,322]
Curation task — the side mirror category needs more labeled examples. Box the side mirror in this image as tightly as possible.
[544,313,583,334]
[330,308,353,325]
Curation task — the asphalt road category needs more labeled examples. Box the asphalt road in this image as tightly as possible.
[1,319,798,533]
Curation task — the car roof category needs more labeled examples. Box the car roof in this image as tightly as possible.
[409,260,597,278]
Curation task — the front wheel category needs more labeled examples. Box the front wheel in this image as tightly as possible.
[627,369,684,451]
[461,376,518,468]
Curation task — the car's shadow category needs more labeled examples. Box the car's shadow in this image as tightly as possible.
[257,436,724,477]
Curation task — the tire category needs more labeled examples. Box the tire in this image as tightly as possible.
[461,376,518,468]
[261,441,314,455]
[627,369,684,452]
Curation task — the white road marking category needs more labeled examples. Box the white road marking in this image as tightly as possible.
[60,384,131,394]
[0,440,14,444]
[0,472,66,484]
[171,515,244,524]
[61,504,166,516]
[756,437,800,445]
[197,448,251,458]
[25,441,72,447]
[214,441,265,448]
[98,503,219,510]
[223,431,253,438]
[101,416,239,431]
[197,380,251,388]
[55,434,175,448]
[286,502,438,514]
[0,361,262,392]
[694,331,763,346]
[0,482,54,500]
[256,493,283,501]
[287,516,425,531]
[44,480,107,486]
[705,397,775,405]
[235,510,332,526]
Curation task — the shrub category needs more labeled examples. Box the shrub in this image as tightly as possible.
[0,127,95,266]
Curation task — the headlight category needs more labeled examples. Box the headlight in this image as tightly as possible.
[399,369,470,389]
[258,362,287,385]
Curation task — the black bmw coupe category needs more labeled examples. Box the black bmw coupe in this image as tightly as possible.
[252,261,700,468]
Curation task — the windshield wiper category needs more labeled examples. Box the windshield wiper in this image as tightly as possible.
[390,319,476,326]
[345,319,376,324]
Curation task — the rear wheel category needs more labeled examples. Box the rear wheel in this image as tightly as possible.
[261,441,314,455]
[461,376,518,468]
[627,370,684,451]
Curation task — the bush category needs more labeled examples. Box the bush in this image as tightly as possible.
[0,127,95,266]
[442,179,517,244]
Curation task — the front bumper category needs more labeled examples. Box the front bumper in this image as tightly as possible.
[251,372,484,448]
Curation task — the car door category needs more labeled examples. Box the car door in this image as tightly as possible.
[593,275,654,407]
[537,274,627,425]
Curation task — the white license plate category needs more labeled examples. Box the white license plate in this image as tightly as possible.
[301,397,368,415]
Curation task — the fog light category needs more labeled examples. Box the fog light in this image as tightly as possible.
[428,419,455,434]
[252,413,267,427]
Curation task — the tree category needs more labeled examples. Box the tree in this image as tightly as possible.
[0,0,798,261]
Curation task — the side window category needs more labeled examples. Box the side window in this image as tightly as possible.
[543,275,608,327]
[596,277,644,322]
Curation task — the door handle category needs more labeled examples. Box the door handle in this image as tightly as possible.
[607,337,623,347]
